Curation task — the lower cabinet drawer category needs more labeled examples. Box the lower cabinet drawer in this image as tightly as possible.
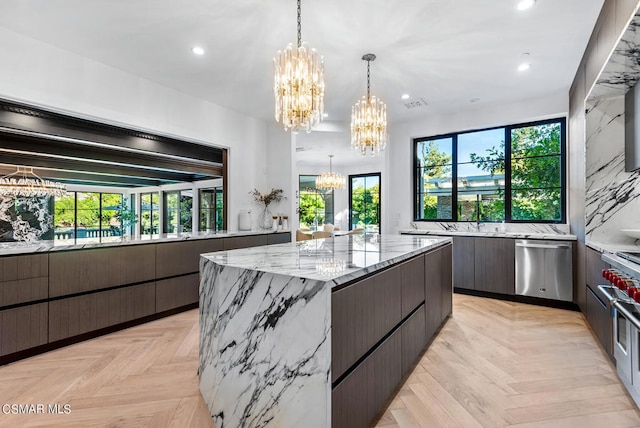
[586,285,612,358]
[156,274,199,312]
[0,303,48,357]
[402,304,427,374]
[48,283,156,342]
[332,328,402,428]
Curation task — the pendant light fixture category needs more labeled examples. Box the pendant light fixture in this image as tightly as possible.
[273,0,325,134]
[316,155,345,190]
[351,54,388,156]
[0,166,66,198]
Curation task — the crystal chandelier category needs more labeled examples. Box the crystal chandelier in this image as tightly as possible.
[316,155,344,190]
[273,0,325,134]
[0,166,67,198]
[351,54,388,156]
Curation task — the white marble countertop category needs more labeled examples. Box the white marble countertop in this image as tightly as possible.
[399,229,577,241]
[586,240,640,254]
[201,233,451,287]
[0,229,290,256]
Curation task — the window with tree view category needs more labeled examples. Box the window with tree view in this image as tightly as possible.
[414,118,565,223]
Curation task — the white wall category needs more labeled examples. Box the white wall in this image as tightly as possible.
[0,26,267,231]
[385,91,569,234]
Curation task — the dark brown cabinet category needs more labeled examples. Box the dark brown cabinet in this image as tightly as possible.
[585,285,612,358]
[331,266,402,382]
[331,243,452,428]
[474,237,515,295]
[1,232,292,364]
[332,329,402,428]
[452,236,475,290]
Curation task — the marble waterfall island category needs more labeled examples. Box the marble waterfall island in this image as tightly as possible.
[199,234,452,428]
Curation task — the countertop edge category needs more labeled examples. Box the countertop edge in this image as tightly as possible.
[399,229,577,241]
[200,236,452,287]
[0,230,291,256]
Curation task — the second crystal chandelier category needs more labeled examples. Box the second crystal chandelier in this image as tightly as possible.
[351,54,388,156]
[273,0,325,134]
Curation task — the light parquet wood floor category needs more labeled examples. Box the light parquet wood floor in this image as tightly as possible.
[1,294,639,427]
[376,294,640,428]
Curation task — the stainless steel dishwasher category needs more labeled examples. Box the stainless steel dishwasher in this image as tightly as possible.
[515,239,573,301]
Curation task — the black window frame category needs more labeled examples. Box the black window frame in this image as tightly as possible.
[413,117,566,224]
[298,175,335,228]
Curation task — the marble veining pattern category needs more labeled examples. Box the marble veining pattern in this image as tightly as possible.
[0,229,290,256]
[589,17,640,100]
[399,229,576,241]
[0,195,52,242]
[199,261,330,428]
[200,234,451,286]
[406,221,570,235]
[586,68,640,245]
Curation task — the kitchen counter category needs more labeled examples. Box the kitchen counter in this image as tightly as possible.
[198,234,452,427]
[0,229,290,256]
[201,233,450,288]
[586,240,640,254]
[399,228,577,241]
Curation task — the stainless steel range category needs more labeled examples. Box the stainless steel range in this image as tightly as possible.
[599,251,640,407]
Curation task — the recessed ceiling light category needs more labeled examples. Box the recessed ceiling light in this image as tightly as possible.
[401,94,410,100]
[517,0,535,11]
[191,46,205,56]
[470,98,480,103]
[518,63,531,72]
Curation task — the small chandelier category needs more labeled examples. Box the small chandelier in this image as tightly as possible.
[0,166,67,198]
[316,155,345,190]
[273,0,325,134]
[351,53,388,156]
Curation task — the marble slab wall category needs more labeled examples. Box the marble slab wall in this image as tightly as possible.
[199,259,331,428]
[0,195,53,242]
[585,12,640,246]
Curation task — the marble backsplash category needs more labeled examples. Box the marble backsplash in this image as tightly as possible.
[585,11,640,246]
[409,221,570,235]
[0,195,53,242]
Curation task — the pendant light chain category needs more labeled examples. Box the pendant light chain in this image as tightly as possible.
[297,0,302,48]
[367,59,371,101]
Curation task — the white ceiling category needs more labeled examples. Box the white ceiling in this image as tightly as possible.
[0,0,603,127]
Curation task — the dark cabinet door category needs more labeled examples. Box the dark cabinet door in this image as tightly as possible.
[332,329,402,428]
[331,266,402,383]
[401,304,426,374]
[400,256,425,318]
[585,246,608,289]
[440,243,453,320]
[586,285,612,359]
[452,237,475,290]
[474,237,515,295]
[424,249,443,341]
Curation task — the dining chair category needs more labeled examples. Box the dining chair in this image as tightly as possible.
[296,229,312,241]
[312,231,332,239]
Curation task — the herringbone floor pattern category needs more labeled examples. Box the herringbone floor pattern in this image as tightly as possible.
[0,310,213,428]
[0,294,639,427]
[376,294,640,427]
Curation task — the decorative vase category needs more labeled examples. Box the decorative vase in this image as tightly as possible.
[260,206,272,229]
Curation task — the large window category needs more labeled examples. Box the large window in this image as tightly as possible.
[350,173,381,232]
[53,192,123,241]
[414,118,565,223]
[164,190,193,233]
[199,187,224,232]
[298,176,334,229]
[140,192,159,235]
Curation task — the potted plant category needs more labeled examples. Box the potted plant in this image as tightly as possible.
[250,188,286,229]
[115,201,138,238]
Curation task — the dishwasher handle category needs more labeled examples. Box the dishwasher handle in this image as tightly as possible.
[515,243,571,249]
